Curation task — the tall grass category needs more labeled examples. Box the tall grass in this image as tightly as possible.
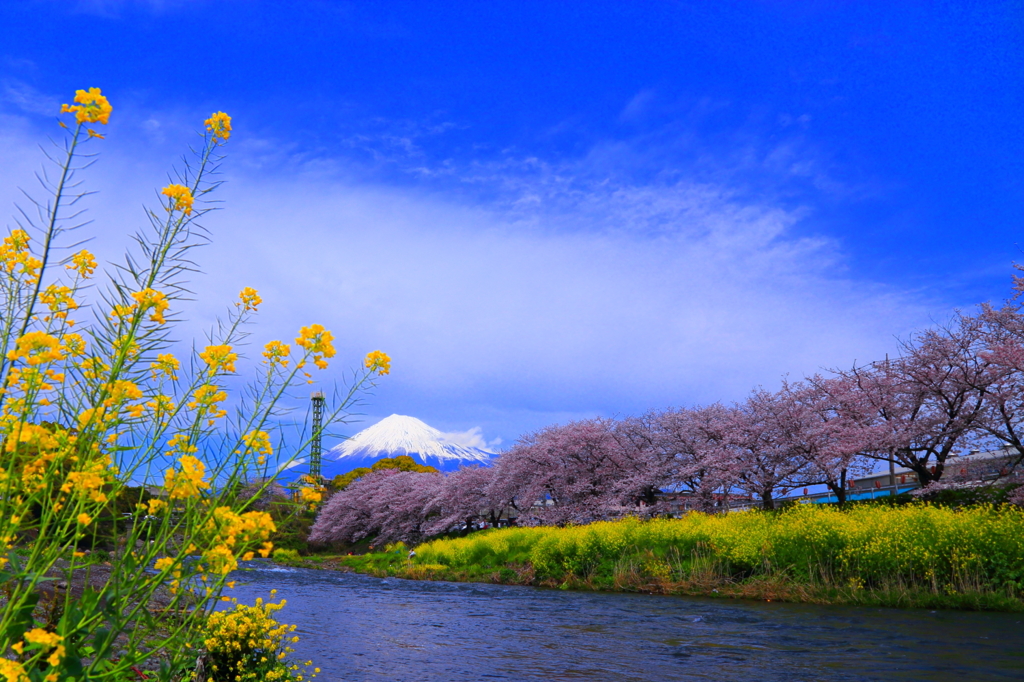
[404,504,1024,609]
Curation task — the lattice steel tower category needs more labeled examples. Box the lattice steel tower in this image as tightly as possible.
[309,391,325,483]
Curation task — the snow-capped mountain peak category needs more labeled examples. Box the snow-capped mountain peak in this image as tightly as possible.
[326,414,494,472]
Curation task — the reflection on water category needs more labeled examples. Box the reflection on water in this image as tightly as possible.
[229,561,1024,682]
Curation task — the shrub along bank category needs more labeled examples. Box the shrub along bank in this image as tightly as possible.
[283,503,1024,611]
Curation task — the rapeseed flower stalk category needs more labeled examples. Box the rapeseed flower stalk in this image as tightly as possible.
[0,90,389,680]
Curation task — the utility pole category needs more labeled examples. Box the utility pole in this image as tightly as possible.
[310,391,325,484]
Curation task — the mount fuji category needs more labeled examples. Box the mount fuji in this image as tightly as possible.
[319,414,495,476]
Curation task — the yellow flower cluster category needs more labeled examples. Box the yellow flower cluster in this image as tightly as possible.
[239,287,261,312]
[0,230,41,279]
[4,423,59,454]
[297,485,322,509]
[0,658,28,682]
[66,248,97,277]
[6,332,63,366]
[241,429,273,465]
[8,627,66,676]
[262,340,290,368]
[103,379,143,407]
[62,333,86,357]
[202,506,276,574]
[202,594,315,682]
[78,356,110,381]
[60,87,112,125]
[0,89,344,678]
[295,474,325,509]
[114,333,140,360]
[295,324,335,370]
[5,365,64,402]
[364,350,391,375]
[147,394,175,426]
[164,454,210,500]
[415,504,1024,597]
[161,184,194,216]
[132,288,170,324]
[60,450,115,504]
[151,353,180,380]
[39,284,78,320]
[188,384,228,421]
[205,111,232,142]
[166,432,197,454]
[200,344,238,374]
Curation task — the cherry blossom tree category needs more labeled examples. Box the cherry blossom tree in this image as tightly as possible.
[650,404,736,512]
[726,388,811,510]
[837,313,990,487]
[422,465,508,535]
[309,469,442,545]
[488,419,635,524]
[606,413,675,512]
[308,303,1024,543]
[772,376,880,505]
[974,304,1024,468]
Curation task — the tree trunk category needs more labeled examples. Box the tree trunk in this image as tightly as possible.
[826,480,846,507]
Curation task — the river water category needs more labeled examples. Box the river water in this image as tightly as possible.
[230,561,1024,682]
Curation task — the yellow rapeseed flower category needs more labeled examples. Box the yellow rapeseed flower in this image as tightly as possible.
[200,344,238,374]
[39,284,78,319]
[66,248,97,277]
[0,229,41,280]
[296,324,335,371]
[164,454,210,499]
[239,286,261,312]
[262,340,290,368]
[151,353,180,380]
[6,331,64,366]
[23,628,62,649]
[167,433,198,454]
[132,288,170,324]
[298,486,322,507]
[241,430,273,460]
[5,423,59,453]
[0,658,28,682]
[60,87,112,125]
[77,513,92,526]
[161,184,194,216]
[62,333,87,356]
[205,111,232,142]
[189,385,228,420]
[364,350,391,375]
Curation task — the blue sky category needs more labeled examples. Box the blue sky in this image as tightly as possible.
[1,0,1022,454]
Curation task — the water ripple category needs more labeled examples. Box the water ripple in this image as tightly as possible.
[227,561,1024,682]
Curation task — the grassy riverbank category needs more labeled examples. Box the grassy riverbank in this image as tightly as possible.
[283,503,1024,611]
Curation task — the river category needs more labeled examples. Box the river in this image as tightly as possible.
[230,561,1024,681]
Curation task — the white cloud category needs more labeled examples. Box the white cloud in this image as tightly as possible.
[619,89,657,122]
[438,426,502,452]
[0,108,955,446]
[2,80,59,117]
